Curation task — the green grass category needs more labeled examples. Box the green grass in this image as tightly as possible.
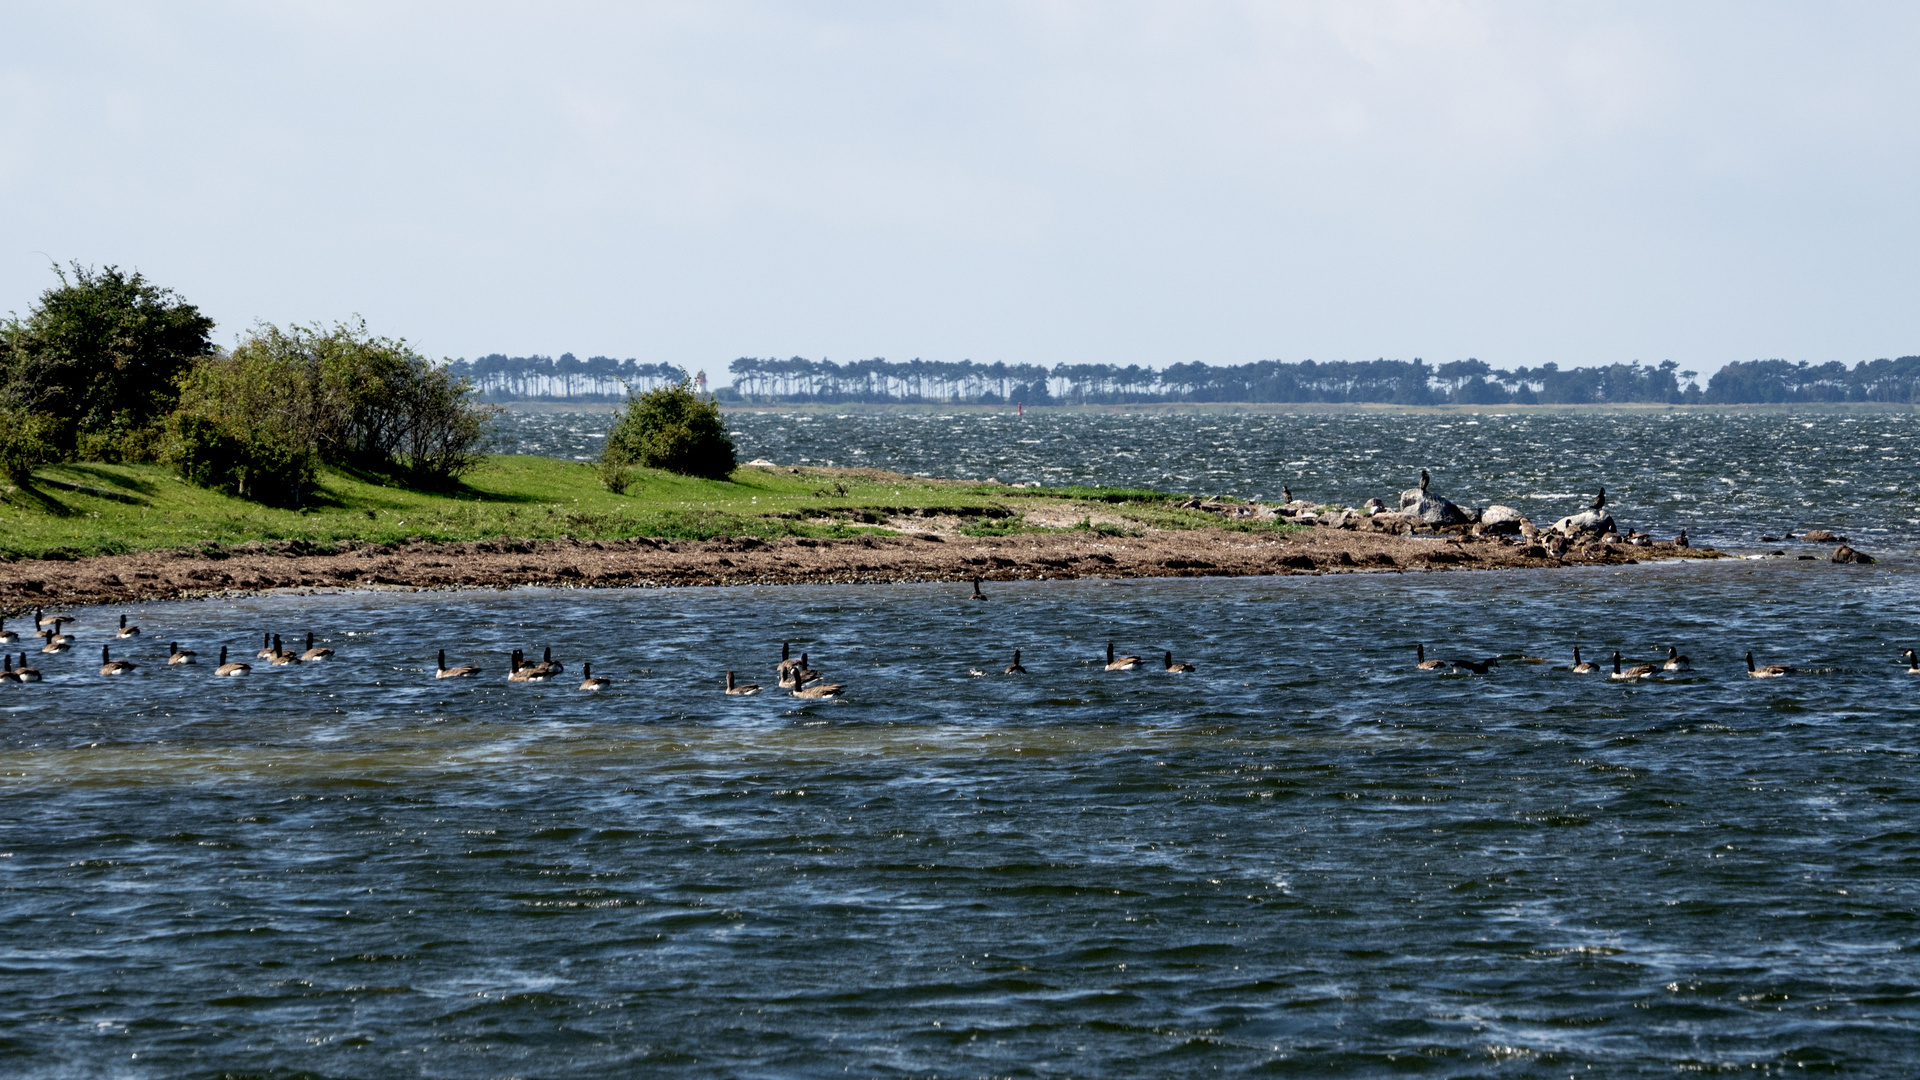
[0,458,1259,560]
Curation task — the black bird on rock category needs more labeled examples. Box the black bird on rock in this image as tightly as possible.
[1419,469,1430,493]
[1592,488,1607,511]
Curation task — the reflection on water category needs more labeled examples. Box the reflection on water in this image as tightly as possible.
[493,408,1920,549]
[4,561,1920,1075]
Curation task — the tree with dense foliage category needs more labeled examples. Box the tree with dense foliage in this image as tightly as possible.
[601,379,737,484]
[169,320,497,503]
[0,263,214,456]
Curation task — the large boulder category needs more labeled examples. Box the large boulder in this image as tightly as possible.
[1551,509,1614,537]
[1479,504,1530,534]
[1399,488,1473,526]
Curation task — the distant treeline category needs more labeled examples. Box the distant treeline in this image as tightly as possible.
[458,352,1920,405]
[449,354,689,400]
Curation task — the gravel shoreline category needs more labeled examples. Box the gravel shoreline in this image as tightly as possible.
[0,527,1721,610]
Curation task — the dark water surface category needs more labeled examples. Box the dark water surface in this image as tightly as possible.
[5,561,1920,1077]
[494,408,1920,549]
[8,409,1920,1076]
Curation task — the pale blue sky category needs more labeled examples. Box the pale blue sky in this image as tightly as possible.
[4,2,1918,378]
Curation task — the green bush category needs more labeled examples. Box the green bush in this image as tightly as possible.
[0,407,56,485]
[598,460,632,494]
[167,351,321,504]
[602,379,736,481]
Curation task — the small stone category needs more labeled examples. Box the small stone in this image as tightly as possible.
[1803,529,1843,543]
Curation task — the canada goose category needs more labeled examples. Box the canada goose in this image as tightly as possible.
[1610,651,1655,680]
[99,644,136,676]
[1104,642,1141,671]
[507,650,551,682]
[1004,649,1026,675]
[215,646,250,677]
[1904,648,1919,673]
[270,634,300,665]
[1164,650,1195,673]
[33,606,51,630]
[970,578,987,601]
[578,663,611,691]
[790,672,845,699]
[725,671,761,695]
[533,646,562,675]
[0,656,16,682]
[787,653,821,686]
[116,613,139,638]
[776,642,802,677]
[168,642,196,665]
[15,652,41,682]
[1592,488,1606,511]
[435,649,480,678]
[1746,651,1792,678]
[1570,647,1598,673]
[40,621,70,654]
[1453,657,1498,675]
[1663,646,1691,672]
[256,633,276,659]
[0,617,16,643]
[299,632,334,662]
[1415,644,1445,671]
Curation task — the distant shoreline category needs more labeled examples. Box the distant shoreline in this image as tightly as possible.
[498,400,1919,417]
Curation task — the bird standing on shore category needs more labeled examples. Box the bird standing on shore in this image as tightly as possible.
[1592,488,1607,511]
[1282,486,1293,503]
[1676,530,1689,548]
[1419,469,1430,493]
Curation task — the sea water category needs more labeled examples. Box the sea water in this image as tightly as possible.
[4,411,1919,1077]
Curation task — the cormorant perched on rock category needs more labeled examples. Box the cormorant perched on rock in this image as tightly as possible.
[1676,529,1689,548]
[1419,469,1430,493]
[1282,486,1292,503]
[1591,488,1606,511]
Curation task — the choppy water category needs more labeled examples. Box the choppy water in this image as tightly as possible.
[7,410,1920,1077]
[496,408,1920,549]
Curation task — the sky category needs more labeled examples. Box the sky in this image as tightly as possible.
[4,2,1919,381]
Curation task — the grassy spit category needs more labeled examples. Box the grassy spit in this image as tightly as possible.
[0,457,1292,560]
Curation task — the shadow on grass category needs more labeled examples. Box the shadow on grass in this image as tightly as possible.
[4,482,74,517]
[59,465,162,496]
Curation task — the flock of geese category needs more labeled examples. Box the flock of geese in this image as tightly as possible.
[1413,642,1920,679]
[7,596,1916,695]
[0,603,1205,698]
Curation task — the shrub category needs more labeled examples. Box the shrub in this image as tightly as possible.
[602,379,737,481]
[0,263,213,453]
[0,407,56,485]
[598,460,632,494]
[167,351,321,504]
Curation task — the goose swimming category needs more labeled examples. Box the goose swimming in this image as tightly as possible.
[1163,651,1195,673]
[1570,647,1598,673]
[578,663,611,691]
[435,649,480,678]
[168,642,196,665]
[116,613,139,638]
[0,656,16,683]
[257,632,277,659]
[1663,646,1691,672]
[1104,642,1141,671]
[790,672,845,699]
[215,646,250,677]
[1452,656,1498,675]
[299,632,334,662]
[970,578,987,601]
[270,634,300,665]
[1004,649,1026,675]
[99,644,137,676]
[14,652,40,682]
[1746,651,1792,678]
[725,671,761,695]
[1610,651,1654,680]
[1904,648,1919,673]
[1415,644,1445,671]
[0,617,16,644]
